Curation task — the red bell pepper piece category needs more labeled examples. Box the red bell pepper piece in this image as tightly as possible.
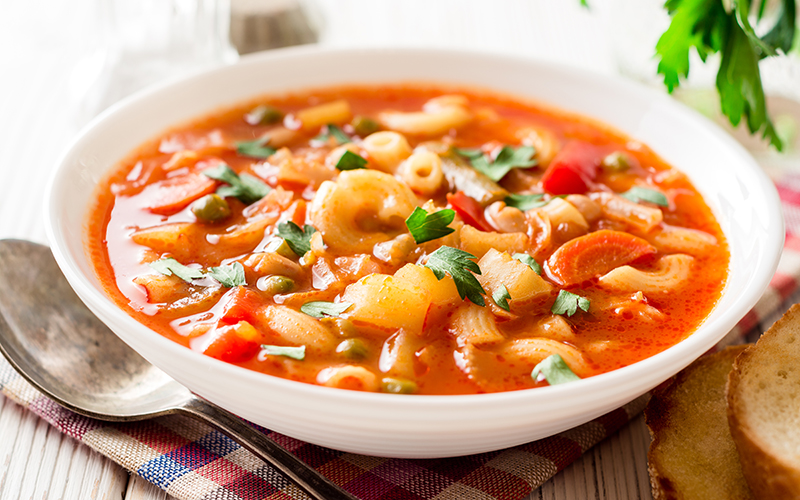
[541,141,602,195]
[446,191,493,232]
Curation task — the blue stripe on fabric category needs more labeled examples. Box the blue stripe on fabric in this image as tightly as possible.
[137,455,191,488]
[196,431,239,457]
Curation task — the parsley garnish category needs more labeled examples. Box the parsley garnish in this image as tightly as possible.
[512,253,542,275]
[203,164,270,205]
[149,258,205,283]
[532,354,581,385]
[314,124,351,145]
[261,344,306,360]
[424,246,486,306]
[492,284,511,311]
[405,207,456,244]
[457,145,537,182]
[551,290,590,317]
[335,150,368,171]
[620,186,668,207]
[275,222,317,257]
[236,137,276,159]
[504,193,548,211]
[207,262,246,288]
[655,0,794,150]
[300,301,353,318]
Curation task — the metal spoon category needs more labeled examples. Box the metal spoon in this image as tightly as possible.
[0,239,354,500]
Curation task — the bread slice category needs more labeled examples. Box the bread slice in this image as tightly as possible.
[727,303,800,499]
[646,345,754,500]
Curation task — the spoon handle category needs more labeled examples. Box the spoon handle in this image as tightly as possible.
[178,397,356,500]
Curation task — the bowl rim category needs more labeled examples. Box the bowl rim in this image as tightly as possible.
[44,45,784,410]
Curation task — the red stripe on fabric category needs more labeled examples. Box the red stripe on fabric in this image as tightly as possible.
[770,271,798,301]
[519,435,582,471]
[784,234,800,252]
[737,309,759,333]
[460,465,531,500]
[195,456,248,484]
[595,407,630,436]
[28,397,102,440]
[776,185,800,205]
[221,470,282,500]
[343,473,396,500]
[116,420,190,454]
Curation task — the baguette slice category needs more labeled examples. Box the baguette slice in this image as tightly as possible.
[646,345,754,500]
[728,303,800,500]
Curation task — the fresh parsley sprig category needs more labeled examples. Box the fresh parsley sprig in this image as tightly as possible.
[551,289,590,317]
[620,186,669,207]
[492,284,512,311]
[149,258,246,287]
[275,222,317,257]
[424,246,486,306]
[504,193,548,211]
[335,150,368,170]
[405,207,456,244]
[513,253,543,275]
[207,262,246,288]
[300,301,353,318]
[457,145,537,182]
[203,164,271,205]
[532,354,581,385]
[261,344,306,360]
[314,124,351,145]
[236,137,276,159]
[655,0,796,150]
[148,258,205,283]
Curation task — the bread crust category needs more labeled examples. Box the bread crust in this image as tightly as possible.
[646,345,754,500]
[727,303,800,500]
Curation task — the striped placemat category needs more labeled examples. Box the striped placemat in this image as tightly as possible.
[1,172,798,500]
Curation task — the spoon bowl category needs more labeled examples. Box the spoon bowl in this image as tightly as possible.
[0,239,353,500]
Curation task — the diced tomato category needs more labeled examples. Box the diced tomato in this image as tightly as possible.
[219,286,263,325]
[546,230,657,285]
[541,141,602,195]
[202,325,260,363]
[446,191,493,232]
[140,172,217,215]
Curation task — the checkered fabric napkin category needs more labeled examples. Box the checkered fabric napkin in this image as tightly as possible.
[1,172,798,500]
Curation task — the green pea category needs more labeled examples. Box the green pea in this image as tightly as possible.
[351,116,380,137]
[601,151,631,172]
[191,194,231,222]
[245,105,284,125]
[335,338,368,360]
[381,377,418,395]
[261,275,294,295]
[265,238,296,260]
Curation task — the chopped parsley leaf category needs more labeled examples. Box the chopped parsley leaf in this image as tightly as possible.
[405,207,455,244]
[424,246,486,306]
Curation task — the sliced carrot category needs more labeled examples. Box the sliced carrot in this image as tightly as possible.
[140,172,217,215]
[546,230,656,285]
[202,325,260,363]
[219,286,263,325]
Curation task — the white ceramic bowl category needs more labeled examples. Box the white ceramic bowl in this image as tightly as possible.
[45,47,783,458]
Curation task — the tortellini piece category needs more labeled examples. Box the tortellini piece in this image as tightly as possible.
[309,170,417,254]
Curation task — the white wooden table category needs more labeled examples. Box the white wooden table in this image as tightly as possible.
[0,1,741,498]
